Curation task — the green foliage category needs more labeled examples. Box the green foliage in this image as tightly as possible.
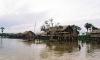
[92,26,99,30]
[84,23,99,32]
[0,27,5,33]
[84,23,93,32]
[71,25,81,31]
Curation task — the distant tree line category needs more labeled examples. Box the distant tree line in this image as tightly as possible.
[0,31,36,40]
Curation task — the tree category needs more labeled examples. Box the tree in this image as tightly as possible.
[45,20,48,25]
[49,18,54,27]
[45,20,50,28]
[0,27,5,37]
[71,25,81,31]
[41,25,46,32]
[71,25,81,34]
[92,26,99,30]
[0,27,5,34]
[84,23,93,32]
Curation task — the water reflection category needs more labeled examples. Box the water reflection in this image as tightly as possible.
[0,38,100,60]
[0,37,3,48]
[22,39,79,53]
[46,41,78,53]
[86,39,100,53]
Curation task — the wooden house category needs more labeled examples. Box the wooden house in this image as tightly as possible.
[41,26,79,40]
[90,29,100,38]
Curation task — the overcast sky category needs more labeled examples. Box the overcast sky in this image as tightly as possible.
[0,0,100,33]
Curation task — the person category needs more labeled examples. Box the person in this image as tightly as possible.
[78,45,81,50]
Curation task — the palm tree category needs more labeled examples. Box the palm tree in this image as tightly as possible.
[0,27,5,37]
[0,27,4,34]
[84,23,93,32]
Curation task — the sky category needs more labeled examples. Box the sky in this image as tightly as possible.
[0,0,100,33]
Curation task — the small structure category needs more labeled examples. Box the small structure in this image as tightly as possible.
[23,31,36,40]
[90,29,100,38]
[8,31,36,40]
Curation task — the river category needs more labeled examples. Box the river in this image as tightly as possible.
[0,38,100,60]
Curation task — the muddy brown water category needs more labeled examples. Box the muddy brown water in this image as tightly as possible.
[0,38,100,60]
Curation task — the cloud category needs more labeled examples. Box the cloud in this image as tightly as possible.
[0,0,100,33]
[0,12,49,33]
[6,24,34,33]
